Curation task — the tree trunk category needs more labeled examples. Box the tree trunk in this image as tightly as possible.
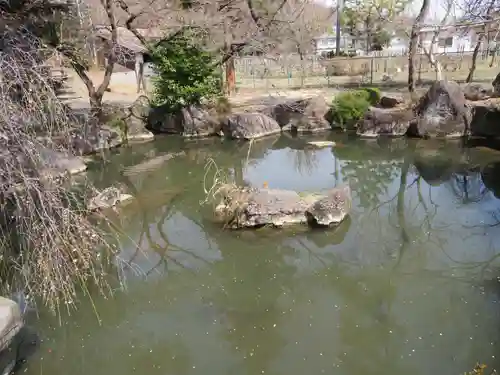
[57,0,117,120]
[335,0,342,56]
[467,36,484,83]
[298,47,305,88]
[225,56,236,96]
[408,0,430,93]
[489,24,500,67]
[222,18,236,96]
[365,18,371,54]
[468,0,496,79]
[89,93,104,119]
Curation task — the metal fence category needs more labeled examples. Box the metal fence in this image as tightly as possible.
[233,51,499,91]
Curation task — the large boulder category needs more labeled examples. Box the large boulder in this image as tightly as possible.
[469,100,500,138]
[147,104,222,137]
[69,124,122,156]
[71,103,153,145]
[267,95,331,132]
[120,97,154,142]
[356,107,414,137]
[223,113,281,140]
[409,80,472,138]
[379,94,404,108]
[37,146,87,178]
[305,185,352,227]
[182,106,223,137]
[61,108,123,155]
[213,184,351,229]
[492,72,500,96]
[463,83,493,101]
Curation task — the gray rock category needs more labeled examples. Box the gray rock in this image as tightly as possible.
[214,186,321,228]
[181,106,222,137]
[0,297,23,352]
[267,95,331,132]
[463,83,493,101]
[121,98,155,143]
[70,124,122,156]
[223,113,281,140]
[37,146,87,178]
[213,184,351,228]
[147,104,221,137]
[129,95,150,119]
[409,80,472,138]
[357,107,414,137]
[379,94,404,108]
[89,187,133,211]
[492,72,500,95]
[305,185,351,227]
[147,107,182,134]
[470,100,500,137]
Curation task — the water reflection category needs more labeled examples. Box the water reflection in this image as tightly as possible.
[21,135,500,375]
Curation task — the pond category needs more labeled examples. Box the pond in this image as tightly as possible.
[21,134,500,375]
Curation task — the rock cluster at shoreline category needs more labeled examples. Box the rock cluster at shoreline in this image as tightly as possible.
[143,77,500,142]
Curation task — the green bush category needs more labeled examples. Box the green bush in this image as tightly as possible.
[361,87,381,105]
[150,30,222,112]
[328,89,374,130]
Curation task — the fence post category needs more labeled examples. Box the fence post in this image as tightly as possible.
[370,56,374,85]
[418,55,422,84]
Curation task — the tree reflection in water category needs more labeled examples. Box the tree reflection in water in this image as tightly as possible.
[84,135,500,375]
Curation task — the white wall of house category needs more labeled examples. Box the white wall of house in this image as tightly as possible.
[384,36,409,54]
[315,32,409,56]
[418,28,477,54]
[314,33,351,54]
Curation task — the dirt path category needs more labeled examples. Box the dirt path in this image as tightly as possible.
[64,68,412,110]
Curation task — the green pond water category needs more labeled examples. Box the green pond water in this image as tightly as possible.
[20,134,500,375]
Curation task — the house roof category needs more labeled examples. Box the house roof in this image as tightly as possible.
[419,17,500,33]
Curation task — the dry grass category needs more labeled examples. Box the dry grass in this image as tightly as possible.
[201,140,258,228]
[234,54,498,92]
[0,28,116,313]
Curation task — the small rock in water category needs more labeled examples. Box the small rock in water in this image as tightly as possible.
[306,141,336,148]
[88,187,133,211]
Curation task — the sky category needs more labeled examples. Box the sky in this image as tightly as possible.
[317,0,465,22]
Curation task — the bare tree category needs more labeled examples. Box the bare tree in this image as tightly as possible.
[111,0,295,95]
[0,1,117,311]
[466,0,496,82]
[418,0,453,81]
[488,20,500,66]
[50,0,120,117]
[271,0,333,87]
[408,0,430,93]
[343,0,409,53]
